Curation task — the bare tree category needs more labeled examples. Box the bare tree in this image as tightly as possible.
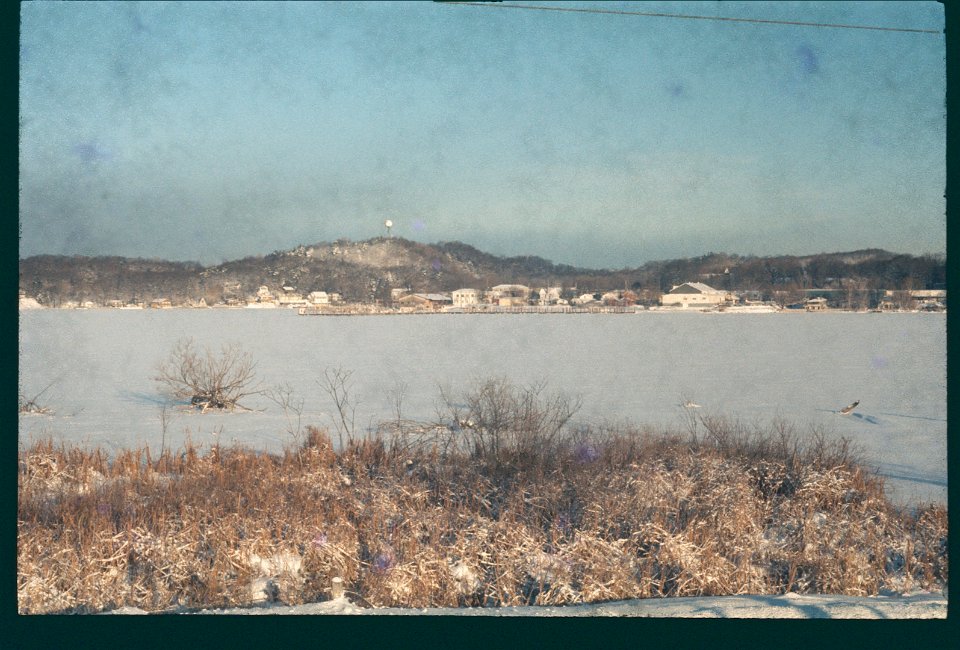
[376,379,412,450]
[319,366,357,448]
[153,338,261,411]
[265,382,306,460]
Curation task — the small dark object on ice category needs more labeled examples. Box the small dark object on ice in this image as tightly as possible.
[191,395,226,410]
[839,400,860,415]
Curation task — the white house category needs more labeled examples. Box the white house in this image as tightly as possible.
[489,284,531,306]
[248,286,278,307]
[308,291,330,305]
[805,297,828,311]
[660,282,731,309]
[452,288,481,308]
[537,287,563,305]
[601,290,625,305]
[573,293,599,306]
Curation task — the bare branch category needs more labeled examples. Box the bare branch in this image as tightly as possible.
[319,366,357,448]
[19,378,57,415]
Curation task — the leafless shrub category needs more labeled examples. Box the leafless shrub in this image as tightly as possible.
[370,380,437,457]
[688,414,861,474]
[439,377,582,476]
[19,379,56,415]
[153,338,261,412]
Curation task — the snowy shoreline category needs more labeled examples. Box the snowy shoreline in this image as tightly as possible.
[18,303,946,314]
[103,591,947,618]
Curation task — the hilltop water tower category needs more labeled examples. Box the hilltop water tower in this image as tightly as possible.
[384,219,393,238]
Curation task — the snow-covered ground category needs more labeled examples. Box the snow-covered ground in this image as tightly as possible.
[22,311,948,618]
[102,591,946,618]
[19,310,946,505]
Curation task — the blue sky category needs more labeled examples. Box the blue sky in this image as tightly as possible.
[19,1,945,269]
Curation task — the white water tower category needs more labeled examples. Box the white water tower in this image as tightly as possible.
[384,219,393,238]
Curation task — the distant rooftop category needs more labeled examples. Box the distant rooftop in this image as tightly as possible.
[669,282,723,294]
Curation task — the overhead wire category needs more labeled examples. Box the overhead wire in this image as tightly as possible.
[436,2,942,35]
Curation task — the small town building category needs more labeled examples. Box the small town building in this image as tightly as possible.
[599,290,639,306]
[909,290,946,308]
[452,288,481,308]
[308,291,330,305]
[537,287,563,305]
[278,292,307,307]
[488,284,531,307]
[391,288,411,302]
[398,293,452,310]
[150,298,172,309]
[247,286,279,307]
[602,290,635,305]
[660,282,732,309]
[573,293,599,306]
[880,290,912,311]
[805,297,828,311]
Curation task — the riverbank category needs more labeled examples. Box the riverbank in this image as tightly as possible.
[104,590,947,617]
[19,302,946,315]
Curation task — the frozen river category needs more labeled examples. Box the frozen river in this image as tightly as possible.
[18,309,946,505]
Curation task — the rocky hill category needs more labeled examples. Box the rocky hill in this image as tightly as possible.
[18,238,944,307]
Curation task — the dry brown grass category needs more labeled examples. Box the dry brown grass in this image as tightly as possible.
[18,413,947,614]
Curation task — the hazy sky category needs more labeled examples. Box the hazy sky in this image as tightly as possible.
[19,1,945,269]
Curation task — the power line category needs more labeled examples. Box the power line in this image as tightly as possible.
[437,2,942,35]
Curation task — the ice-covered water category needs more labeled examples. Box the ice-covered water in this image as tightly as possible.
[18,309,946,505]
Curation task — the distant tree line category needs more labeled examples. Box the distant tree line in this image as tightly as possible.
[19,240,945,308]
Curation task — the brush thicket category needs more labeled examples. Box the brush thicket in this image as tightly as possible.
[18,408,947,613]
